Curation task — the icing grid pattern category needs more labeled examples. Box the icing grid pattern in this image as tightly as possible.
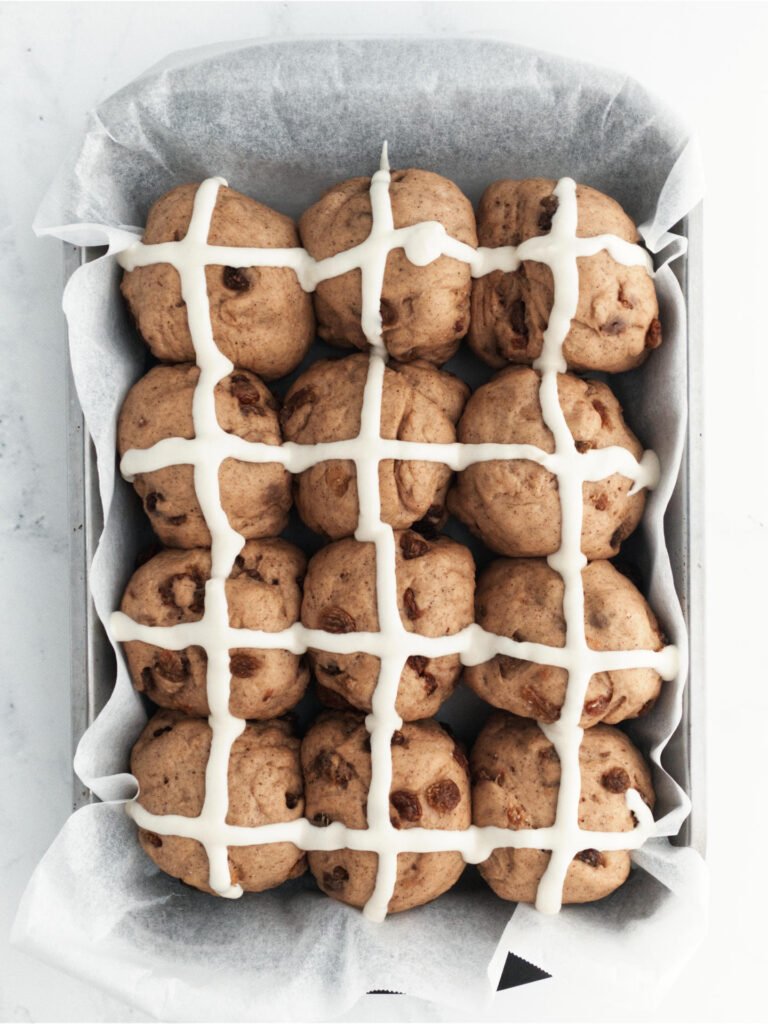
[112,146,679,920]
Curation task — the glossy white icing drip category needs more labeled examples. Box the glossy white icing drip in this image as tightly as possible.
[120,433,660,491]
[344,148,403,918]
[156,177,247,898]
[111,614,678,675]
[114,159,675,920]
[533,179,619,912]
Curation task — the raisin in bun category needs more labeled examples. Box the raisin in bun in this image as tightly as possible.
[122,183,314,379]
[302,712,470,912]
[470,178,661,373]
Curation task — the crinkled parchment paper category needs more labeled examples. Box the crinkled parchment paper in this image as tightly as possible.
[13,39,707,1022]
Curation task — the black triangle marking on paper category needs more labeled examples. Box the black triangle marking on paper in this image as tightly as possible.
[367,951,549,997]
[496,952,550,991]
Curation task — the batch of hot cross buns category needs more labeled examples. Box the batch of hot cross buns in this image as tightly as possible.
[117,165,668,914]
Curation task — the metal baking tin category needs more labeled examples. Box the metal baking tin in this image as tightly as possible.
[65,206,704,1002]
[66,210,705,851]
[66,242,113,812]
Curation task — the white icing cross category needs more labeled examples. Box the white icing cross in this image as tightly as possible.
[111,149,677,920]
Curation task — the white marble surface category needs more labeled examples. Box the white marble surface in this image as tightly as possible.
[1,2,766,1021]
